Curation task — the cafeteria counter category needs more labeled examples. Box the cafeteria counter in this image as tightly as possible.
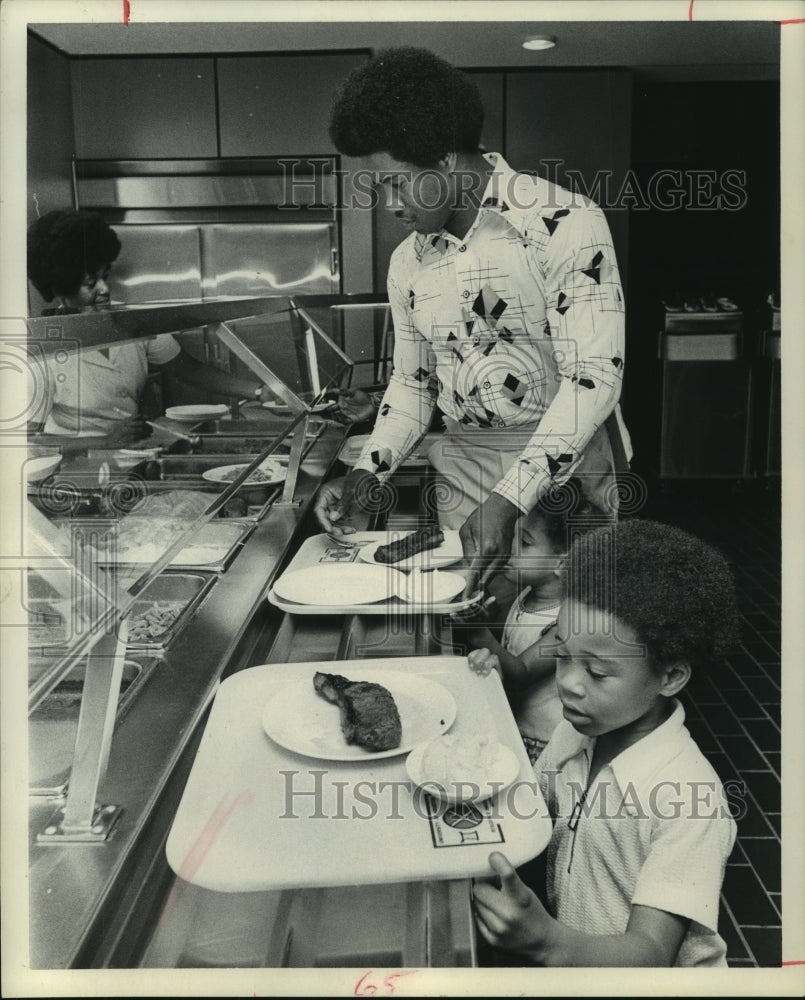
[27,418,348,968]
[27,419,489,970]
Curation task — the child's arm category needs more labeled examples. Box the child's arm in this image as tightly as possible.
[473,852,689,967]
[466,627,558,690]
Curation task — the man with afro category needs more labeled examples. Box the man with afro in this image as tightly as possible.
[473,518,741,967]
[317,47,631,602]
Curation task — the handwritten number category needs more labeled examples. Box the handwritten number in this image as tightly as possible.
[354,970,417,996]
[385,972,416,990]
[354,972,377,996]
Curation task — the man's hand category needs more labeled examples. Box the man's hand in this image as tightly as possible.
[313,469,382,534]
[473,851,551,959]
[336,388,376,424]
[459,492,521,599]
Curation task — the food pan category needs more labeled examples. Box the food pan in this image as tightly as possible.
[26,570,216,654]
[123,571,216,651]
[105,519,255,572]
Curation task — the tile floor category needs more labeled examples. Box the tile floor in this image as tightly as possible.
[638,476,783,968]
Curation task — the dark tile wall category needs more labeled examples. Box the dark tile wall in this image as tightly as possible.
[637,478,782,968]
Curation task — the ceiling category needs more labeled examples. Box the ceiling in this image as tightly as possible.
[29,19,780,80]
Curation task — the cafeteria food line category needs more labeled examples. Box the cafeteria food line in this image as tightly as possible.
[24,295,525,969]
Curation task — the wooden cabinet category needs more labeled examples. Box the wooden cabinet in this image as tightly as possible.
[71,57,218,159]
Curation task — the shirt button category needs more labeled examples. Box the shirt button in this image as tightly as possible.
[473,337,481,346]
[483,381,491,389]
[458,245,467,252]
[462,290,470,299]
[497,421,506,427]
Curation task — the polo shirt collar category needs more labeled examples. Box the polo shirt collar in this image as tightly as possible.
[552,698,688,791]
[607,699,689,792]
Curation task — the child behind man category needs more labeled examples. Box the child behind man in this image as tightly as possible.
[473,518,741,967]
[461,479,611,763]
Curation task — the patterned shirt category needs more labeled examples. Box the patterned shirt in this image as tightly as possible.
[353,152,626,514]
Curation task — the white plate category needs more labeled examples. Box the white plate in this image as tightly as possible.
[165,404,229,422]
[201,459,287,487]
[358,530,463,570]
[395,569,467,605]
[261,670,457,760]
[406,735,521,804]
[272,563,404,606]
[25,454,63,482]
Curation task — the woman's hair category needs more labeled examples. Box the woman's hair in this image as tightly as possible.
[27,210,121,301]
[328,47,484,166]
[565,518,741,671]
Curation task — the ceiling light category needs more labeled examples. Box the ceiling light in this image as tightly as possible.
[522,35,557,51]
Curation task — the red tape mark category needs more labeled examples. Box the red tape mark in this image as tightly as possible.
[123,0,130,24]
[779,18,805,24]
[177,789,255,883]
[688,0,695,20]
[782,960,805,965]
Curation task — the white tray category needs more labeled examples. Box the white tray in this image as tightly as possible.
[266,533,477,615]
[165,657,551,892]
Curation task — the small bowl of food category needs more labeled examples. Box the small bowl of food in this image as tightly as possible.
[406,732,521,804]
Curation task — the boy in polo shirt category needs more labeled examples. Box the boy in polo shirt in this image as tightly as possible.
[473,518,741,967]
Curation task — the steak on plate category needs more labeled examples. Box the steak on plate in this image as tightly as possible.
[373,524,445,564]
[313,671,402,751]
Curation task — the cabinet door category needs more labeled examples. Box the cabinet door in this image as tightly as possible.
[660,360,754,478]
[217,54,367,157]
[71,58,217,159]
[505,70,632,285]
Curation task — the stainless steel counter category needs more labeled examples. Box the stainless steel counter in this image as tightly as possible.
[28,413,479,970]
[28,421,347,968]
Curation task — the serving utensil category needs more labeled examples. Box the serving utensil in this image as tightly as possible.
[324,532,360,549]
[145,420,199,445]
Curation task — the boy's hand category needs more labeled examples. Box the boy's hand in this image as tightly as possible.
[467,648,500,677]
[473,852,552,957]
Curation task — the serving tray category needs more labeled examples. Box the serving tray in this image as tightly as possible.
[266,533,477,615]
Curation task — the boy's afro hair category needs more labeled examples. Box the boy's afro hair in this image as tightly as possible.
[566,518,741,671]
[328,46,484,166]
[27,210,121,302]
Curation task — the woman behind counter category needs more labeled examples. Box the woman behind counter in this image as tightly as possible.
[27,209,272,452]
